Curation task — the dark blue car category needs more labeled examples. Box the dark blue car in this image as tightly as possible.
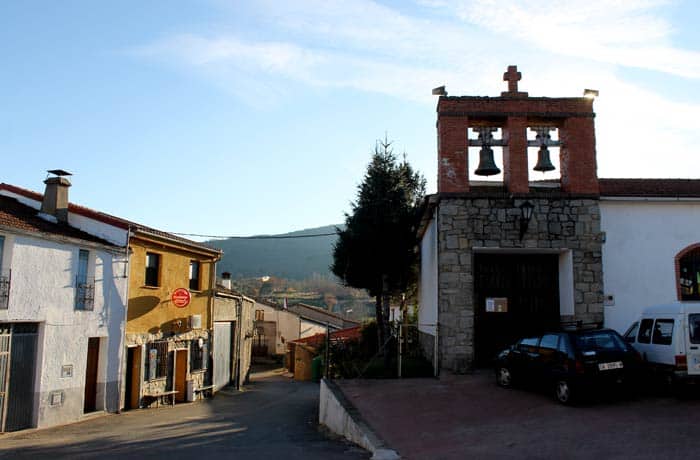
[495,328,643,404]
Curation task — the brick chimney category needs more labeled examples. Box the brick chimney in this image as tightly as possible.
[221,272,232,290]
[41,170,72,223]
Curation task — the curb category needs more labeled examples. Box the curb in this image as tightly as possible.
[319,379,400,460]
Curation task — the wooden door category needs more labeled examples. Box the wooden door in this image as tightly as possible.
[125,347,141,410]
[175,350,188,403]
[474,254,560,366]
[84,338,100,413]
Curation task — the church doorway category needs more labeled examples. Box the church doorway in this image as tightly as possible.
[473,253,560,366]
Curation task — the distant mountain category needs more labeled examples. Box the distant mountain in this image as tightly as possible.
[207,224,342,280]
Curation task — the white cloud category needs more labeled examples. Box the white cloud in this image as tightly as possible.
[443,0,700,79]
[132,0,700,178]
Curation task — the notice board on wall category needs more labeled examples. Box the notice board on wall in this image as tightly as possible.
[485,297,508,313]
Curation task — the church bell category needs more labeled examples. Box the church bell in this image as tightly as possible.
[533,145,555,172]
[474,146,501,176]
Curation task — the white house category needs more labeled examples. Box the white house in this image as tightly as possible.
[599,180,700,333]
[0,178,127,432]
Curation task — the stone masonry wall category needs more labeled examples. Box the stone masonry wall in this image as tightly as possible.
[437,195,604,373]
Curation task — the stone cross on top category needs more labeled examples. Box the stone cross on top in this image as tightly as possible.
[501,65,528,97]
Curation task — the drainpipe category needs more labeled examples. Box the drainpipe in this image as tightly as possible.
[117,226,132,413]
[207,255,220,386]
[235,296,243,389]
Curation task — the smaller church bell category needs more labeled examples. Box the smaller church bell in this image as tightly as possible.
[533,145,555,172]
[474,146,501,176]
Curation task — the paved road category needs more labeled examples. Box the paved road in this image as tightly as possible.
[340,370,700,460]
[0,371,368,460]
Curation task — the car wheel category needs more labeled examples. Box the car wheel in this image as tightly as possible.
[555,379,574,404]
[496,366,513,388]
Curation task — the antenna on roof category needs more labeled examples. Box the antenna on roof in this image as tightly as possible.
[46,169,72,178]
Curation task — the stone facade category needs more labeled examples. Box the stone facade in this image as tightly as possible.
[436,193,604,373]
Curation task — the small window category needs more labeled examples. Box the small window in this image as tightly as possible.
[255,310,264,321]
[145,253,160,287]
[679,248,700,300]
[652,319,674,345]
[624,322,639,343]
[539,334,559,350]
[145,342,169,380]
[518,336,539,353]
[638,318,654,344]
[189,261,200,291]
[191,339,208,371]
[689,314,700,345]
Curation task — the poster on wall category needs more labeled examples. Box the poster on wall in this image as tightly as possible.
[486,297,508,313]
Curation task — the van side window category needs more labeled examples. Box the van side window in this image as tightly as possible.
[638,319,654,344]
[652,319,674,345]
[624,322,639,343]
[690,314,700,345]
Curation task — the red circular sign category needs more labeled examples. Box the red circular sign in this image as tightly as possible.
[171,288,191,308]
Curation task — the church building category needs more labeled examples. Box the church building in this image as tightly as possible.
[418,66,700,373]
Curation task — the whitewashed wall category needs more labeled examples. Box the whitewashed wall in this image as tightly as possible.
[419,213,438,336]
[300,319,326,338]
[600,199,700,333]
[255,302,303,354]
[0,231,127,429]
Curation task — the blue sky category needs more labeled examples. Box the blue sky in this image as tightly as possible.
[2,0,699,237]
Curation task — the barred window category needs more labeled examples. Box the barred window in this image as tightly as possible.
[145,342,169,380]
[191,339,208,371]
[255,310,264,321]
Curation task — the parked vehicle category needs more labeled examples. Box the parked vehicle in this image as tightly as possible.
[495,328,643,404]
[623,302,700,392]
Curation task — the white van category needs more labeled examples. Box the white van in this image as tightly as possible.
[624,302,700,388]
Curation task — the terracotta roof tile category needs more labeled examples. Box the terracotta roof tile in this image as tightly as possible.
[599,179,700,198]
[0,195,116,246]
[0,183,220,254]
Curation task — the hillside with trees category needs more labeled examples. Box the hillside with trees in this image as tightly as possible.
[206,225,341,280]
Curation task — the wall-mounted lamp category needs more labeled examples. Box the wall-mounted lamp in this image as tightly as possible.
[583,89,599,99]
[519,201,534,240]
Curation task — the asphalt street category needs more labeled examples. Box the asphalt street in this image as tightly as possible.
[0,370,368,460]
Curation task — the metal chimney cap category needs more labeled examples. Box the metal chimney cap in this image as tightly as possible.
[47,169,72,177]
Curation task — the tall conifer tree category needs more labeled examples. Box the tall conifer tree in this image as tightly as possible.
[332,137,426,353]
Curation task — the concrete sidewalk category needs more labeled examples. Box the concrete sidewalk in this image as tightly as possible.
[336,370,700,459]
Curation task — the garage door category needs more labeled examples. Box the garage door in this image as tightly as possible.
[213,322,233,391]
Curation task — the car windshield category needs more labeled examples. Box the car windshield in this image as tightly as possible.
[574,331,627,352]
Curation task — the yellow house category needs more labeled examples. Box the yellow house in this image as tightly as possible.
[124,227,221,409]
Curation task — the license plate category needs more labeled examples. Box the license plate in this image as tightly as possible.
[598,361,623,371]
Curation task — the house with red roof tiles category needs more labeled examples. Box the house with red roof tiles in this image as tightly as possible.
[1,172,222,413]
[0,176,128,432]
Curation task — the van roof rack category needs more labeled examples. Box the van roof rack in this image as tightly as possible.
[560,320,603,331]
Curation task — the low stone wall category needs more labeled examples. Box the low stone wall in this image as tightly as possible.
[319,379,399,460]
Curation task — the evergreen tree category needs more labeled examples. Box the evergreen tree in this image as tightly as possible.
[332,137,426,354]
